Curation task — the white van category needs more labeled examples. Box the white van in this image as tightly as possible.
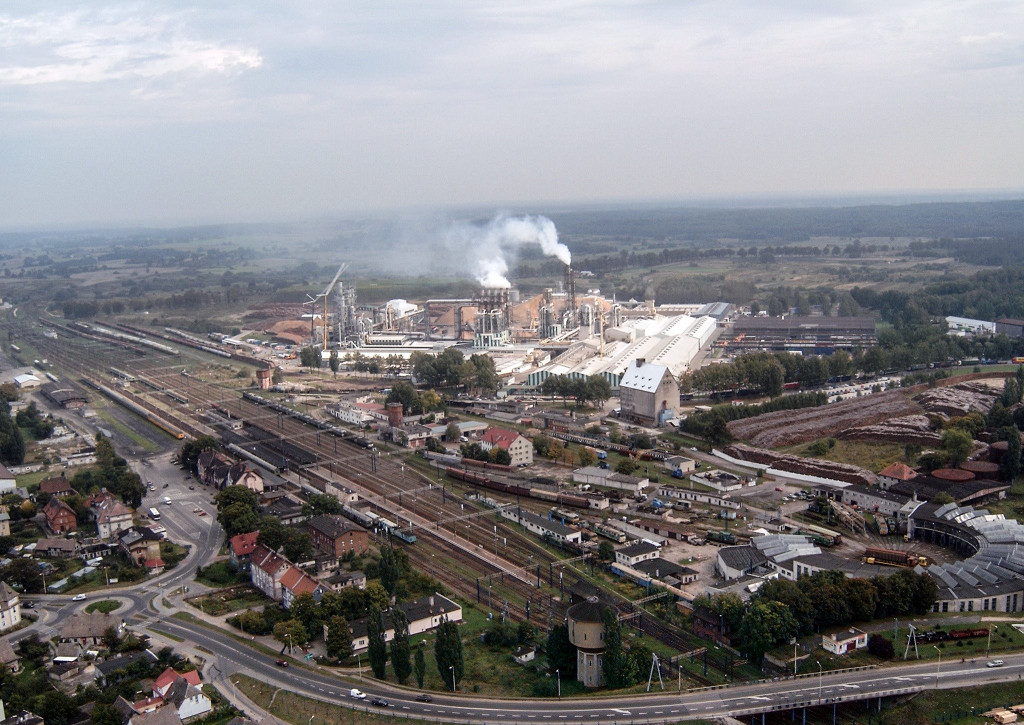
[162,497,172,505]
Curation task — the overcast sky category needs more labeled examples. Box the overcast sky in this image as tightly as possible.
[1,1,1022,228]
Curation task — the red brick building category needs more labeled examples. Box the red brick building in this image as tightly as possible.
[44,497,77,534]
[306,515,368,558]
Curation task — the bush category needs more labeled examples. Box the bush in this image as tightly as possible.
[867,634,894,660]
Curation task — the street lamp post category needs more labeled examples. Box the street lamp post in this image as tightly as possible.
[987,624,997,655]
[816,661,822,704]
[450,665,456,693]
[933,645,941,689]
[555,669,560,698]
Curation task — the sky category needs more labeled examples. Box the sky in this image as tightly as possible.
[1,1,1022,228]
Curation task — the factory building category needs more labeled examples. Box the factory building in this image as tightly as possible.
[525,313,717,389]
[618,359,679,427]
[726,316,877,353]
[995,318,1024,338]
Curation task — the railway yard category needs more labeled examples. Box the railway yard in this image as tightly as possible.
[6,316,738,681]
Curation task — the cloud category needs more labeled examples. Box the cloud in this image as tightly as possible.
[0,8,261,86]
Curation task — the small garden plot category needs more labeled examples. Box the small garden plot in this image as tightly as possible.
[188,586,267,616]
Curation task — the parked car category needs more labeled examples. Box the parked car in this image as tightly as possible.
[371,698,390,707]
[275,660,289,667]
[349,689,366,700]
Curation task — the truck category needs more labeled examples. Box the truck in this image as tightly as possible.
[671,467,686,479]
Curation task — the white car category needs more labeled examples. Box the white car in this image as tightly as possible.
[987,660,1005,668]
[72,594,87,601]
[349,689,366,700]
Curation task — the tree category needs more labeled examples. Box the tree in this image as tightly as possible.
[867,634,895,660]
[390,607,412,684]
[598,541,615,562]
[601,607,626,688]
[577,446,597,467]
[178,436,219,473]
[545,623,576,678]
[91,704,125,725]
[615,458,638,475]
[414,644,427,688]
[220,502,261,537]
[379,546,401,597]
[737,600,798,667]
[326,615,353,661]
[445,423,461,443]
[273,619,308,652]
[290,592,320,636]
[365,581,389,611]
[329,349,340,377]
[585,376,612,407]
[941,428,972,467]
[367,605,388,679]
[999,426,1022,479]
[488,447,512,466]
[434,618,464,690]
[386,381,421,416]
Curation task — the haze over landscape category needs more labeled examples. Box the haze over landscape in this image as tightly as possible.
[2,0,1022,228]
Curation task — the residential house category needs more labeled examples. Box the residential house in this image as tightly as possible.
[197,449,233,488]
[279,567,326,609]
[226,462,264,494]
[229,531,260,571]
[38,476,74,499]
[0,466,14,495]
[249,545,289,601]
[342,593,462,652]
[44,497,77,534]
[94,650,159,686]
[261,496,306,526]
[154,668,202,697]
[306,515,368,558]
[128,708,184,725]
[0,511,8,537]
[92,496,134,540]
[0,710,43,725]
[118,527,163,568]
[0,582,21,632]
[480,427,534,466]
[34,537,79,558]
[0,638,20,674]
[163,675,213,723]
[59,611,123,646]
[324,570,366,591]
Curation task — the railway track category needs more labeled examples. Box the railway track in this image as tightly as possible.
[14,323,568,621]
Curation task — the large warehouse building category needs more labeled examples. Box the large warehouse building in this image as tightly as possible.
[725,316,877,354]
[526,313,715,389]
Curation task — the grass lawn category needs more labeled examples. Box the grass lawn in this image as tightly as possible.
[878,680,1024,724]
[85,599,122,614]
[187,586,267,616]
[784,439,912,473]
[195,560,250,588]
[93,408,161,450]
[14,469,54,490]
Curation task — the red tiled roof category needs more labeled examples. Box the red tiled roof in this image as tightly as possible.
[481,427,522,450]
[145,558,165,568]
[251,544,287,576]
[229,531,259,557]
[280,566,321,596]
[878,462,917,481]
[154,667,201,694]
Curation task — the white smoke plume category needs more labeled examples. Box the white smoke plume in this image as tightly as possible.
[448,214,571,288]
